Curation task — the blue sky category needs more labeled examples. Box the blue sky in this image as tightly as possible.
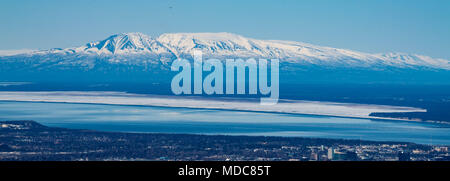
[1,0,449,59]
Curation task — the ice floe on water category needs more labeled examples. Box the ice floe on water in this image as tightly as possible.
[0,91,425,120]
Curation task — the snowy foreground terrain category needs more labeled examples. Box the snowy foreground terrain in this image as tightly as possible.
[0,91,425,120]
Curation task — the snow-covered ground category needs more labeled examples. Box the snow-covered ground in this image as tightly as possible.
[0,49,35,56]
[0,91,425,120]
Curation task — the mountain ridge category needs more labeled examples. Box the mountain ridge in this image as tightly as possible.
[0,32,449,70]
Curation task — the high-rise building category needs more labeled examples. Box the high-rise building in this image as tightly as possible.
[327,147,334,160]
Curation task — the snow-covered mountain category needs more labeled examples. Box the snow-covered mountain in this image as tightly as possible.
[0,32,449,84]
[2,32,448,70]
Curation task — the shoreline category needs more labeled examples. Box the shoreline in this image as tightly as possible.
[0,120,430,146]
[0,120,448,161]
[1,100,449,145]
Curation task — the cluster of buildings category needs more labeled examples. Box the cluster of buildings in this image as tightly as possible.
[300,144,449,161]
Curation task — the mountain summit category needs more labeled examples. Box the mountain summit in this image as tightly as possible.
[86,32,156,54]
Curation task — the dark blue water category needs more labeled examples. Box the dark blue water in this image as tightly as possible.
[0,101,449,145]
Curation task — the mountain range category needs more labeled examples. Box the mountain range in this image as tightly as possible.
[0,32,449,84]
